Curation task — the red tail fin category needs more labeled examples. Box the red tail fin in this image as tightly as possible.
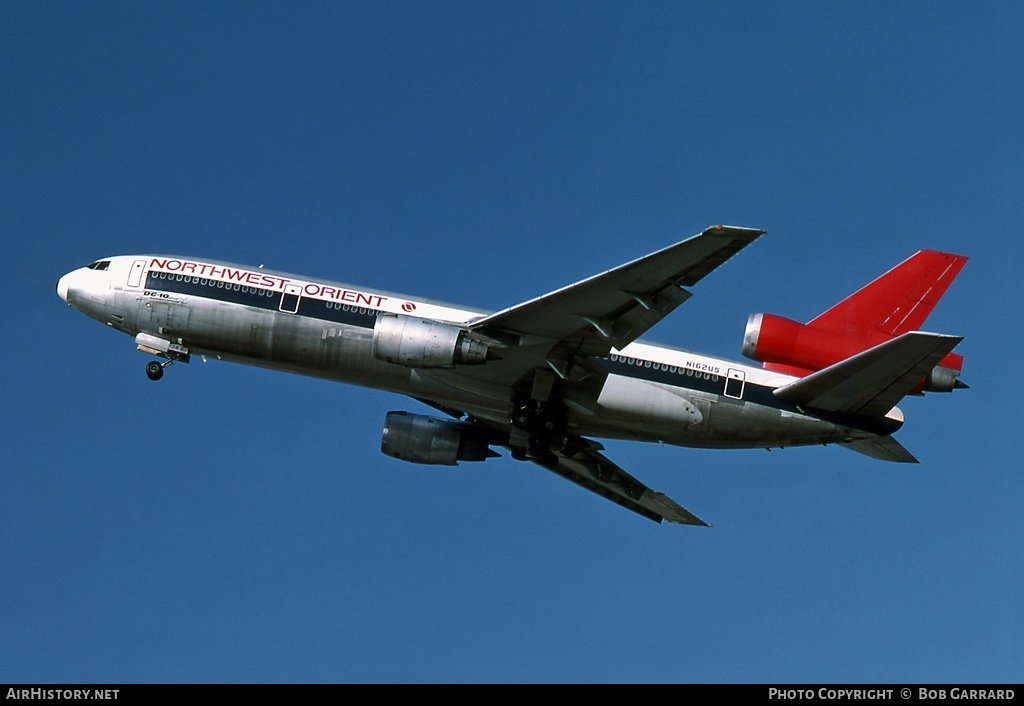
[742,250,967,382]
[808,250,968,339]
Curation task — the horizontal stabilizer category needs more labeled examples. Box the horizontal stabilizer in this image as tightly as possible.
[840,436,919,463]
[773,331,963,417]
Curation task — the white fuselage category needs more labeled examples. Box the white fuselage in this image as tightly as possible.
[57,255,900,452]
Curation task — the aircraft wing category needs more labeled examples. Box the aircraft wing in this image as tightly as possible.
[773,331,963,417]
[414,399,706,525]
[416,227,762,524]
[523,437,710,525]
[469,225,764,356]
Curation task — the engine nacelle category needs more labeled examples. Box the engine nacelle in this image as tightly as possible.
[372,314,492,368]
[381,411,500,466]
[741,312,852,373]
[922,365,960,393]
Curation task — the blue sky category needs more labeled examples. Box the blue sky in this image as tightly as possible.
[3,1,1022,683]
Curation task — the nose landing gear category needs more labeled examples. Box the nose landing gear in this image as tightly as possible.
[136,333,191,382]
[144,359,176,381]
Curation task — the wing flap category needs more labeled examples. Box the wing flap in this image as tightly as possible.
[773,331,963,417]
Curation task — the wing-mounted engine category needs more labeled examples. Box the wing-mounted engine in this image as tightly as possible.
[381,411,504,465]
[372,314,498,368]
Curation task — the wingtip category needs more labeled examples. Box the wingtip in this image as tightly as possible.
[706,224,766,237]
[665,514,712,527]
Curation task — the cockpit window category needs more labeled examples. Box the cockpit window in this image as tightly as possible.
[86,260,110,271]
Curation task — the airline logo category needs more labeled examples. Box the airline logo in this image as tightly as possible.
[147,257,388,309]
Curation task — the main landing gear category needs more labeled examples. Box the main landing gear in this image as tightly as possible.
[509,398,564,466]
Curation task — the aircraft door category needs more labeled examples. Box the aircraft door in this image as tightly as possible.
[280,283,302,314]
[725,369,746,399]
[127,259,147,288]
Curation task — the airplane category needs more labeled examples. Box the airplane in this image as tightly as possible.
[55,225,968,526]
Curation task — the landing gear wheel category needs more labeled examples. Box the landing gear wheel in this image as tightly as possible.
[145,360,164,381]
[512,405,535,429]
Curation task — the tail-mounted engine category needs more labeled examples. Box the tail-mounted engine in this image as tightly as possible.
[381,411,503,466]
[922,365,965,393]
[741,313,847,374]
[372,314,496,368]
[741,312,966,392]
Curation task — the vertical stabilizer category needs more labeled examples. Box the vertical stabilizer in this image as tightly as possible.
[808,250,967,339]
[744,249,967,378]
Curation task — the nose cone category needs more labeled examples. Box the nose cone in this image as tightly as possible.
[57,273,71,303]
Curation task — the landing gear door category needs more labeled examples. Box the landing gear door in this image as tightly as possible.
[127,259,147,288]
